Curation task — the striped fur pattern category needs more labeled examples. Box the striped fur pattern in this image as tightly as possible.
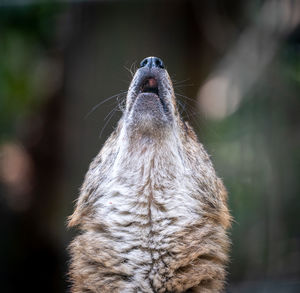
[68,64,231,293]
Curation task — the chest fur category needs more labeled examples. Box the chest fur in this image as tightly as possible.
[96,149,200,243]
[94,164,201,292]
[70,137,229,293]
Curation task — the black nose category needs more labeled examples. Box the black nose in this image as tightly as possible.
[140,56,165,69]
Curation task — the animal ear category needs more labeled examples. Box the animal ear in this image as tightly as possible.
[67,192,91,228]
[67,205,81,228]
[216,179,232,229]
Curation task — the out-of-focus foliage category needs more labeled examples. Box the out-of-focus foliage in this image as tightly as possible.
[0,4,60,140]
[202,44,300,286]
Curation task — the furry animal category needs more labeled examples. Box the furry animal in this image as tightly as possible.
[68,56,231,293]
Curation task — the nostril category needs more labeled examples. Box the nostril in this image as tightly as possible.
[154,57,164,69]
[140,58,148,68]
[139,57,165,69]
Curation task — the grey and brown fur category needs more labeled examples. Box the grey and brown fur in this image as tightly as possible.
[68,58,231,293]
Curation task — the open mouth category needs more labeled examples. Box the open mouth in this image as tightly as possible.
[140,77,159,96]
[138,77,168,113]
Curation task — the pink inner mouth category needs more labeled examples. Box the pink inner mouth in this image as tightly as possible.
[141,78,159,95]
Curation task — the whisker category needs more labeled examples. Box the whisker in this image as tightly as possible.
[117,95,126,112]
[173,83,194,89]
[176,99,186,116]
[179,104,199,119]
[175,92,196,103]
[130,60,138,76]
[123,65,134,77]
[175,94,202,128]
[172,78,191,85]
[124,61,138,78]
[85,91,127,119]
[120,79,132,85]
[99,105,121,139]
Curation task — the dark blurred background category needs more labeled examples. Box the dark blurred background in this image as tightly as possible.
[0,0,299,292]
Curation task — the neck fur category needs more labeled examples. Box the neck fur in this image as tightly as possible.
[111,125,185,181]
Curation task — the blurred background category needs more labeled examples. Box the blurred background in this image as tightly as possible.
[0,0,299,292]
